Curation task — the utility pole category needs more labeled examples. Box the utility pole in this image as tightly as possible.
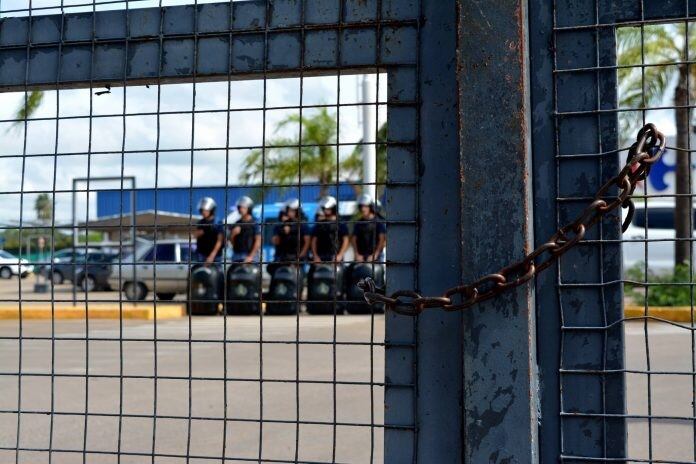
[361,74,377,199]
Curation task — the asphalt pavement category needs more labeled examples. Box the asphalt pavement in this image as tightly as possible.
[0,315,385,464]
[0,278,692,463]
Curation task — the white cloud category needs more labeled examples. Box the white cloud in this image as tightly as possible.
[0,74,388,225]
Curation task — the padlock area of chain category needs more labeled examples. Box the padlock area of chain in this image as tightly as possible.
[357,123,667,317]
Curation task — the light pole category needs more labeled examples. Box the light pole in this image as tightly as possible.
[361,74,377,199]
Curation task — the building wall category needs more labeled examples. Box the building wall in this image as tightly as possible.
[97,184,359,218]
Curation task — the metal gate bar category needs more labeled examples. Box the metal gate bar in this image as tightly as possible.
[458,1,538,462]
[0,1,419,90]
[397,0,462,462]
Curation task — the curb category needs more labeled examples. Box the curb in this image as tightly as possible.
[0,304,185,320]
[625,305,695,323]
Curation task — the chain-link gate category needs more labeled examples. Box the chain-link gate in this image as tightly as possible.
[0,1,422,462]
[1,0,695,463]
[530,1,696,462]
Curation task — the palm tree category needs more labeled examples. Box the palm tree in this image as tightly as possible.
[34,193,53,224]
[341,123,387,197]
[11,91,43,130]
[241,108,337,197]
[242,107,387,198]
[618,24,696,266]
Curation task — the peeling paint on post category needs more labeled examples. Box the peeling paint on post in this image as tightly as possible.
[0,0,419,90]
[458,1,538,462]
[411,0,464,462]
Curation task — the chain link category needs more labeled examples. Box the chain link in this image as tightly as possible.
[358,123,667,317]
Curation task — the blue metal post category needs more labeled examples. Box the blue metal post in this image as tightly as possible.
[384,0,464,460]
[415,0,463,461]
[458,1,538,462]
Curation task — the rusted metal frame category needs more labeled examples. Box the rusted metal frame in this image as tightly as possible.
[0,0,419,91]
[458,0,538,462]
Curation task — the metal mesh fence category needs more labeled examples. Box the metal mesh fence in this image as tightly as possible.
[0,0,421,462]
[553,1,696,462]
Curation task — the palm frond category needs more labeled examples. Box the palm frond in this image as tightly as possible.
[241,109,339,187]
[9,91,43,131]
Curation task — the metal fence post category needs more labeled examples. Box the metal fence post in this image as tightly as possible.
[416,0,465,457]
[386,0,465,462]
[458,1,539,462]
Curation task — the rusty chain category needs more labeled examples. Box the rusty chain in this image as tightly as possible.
[358,123,667,317]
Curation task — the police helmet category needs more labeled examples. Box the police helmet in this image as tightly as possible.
[236,195,254,211]
[319,195,337,211]
[357,193,374,208]
[197,197,217,214]
[284,198,300,212]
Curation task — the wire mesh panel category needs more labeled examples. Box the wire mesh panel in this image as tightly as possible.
[0,0,421,462]
[531,0,696,462]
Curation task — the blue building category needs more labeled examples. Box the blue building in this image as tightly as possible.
[97,184,358,218]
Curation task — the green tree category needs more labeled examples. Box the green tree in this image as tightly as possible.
[618,24,696,266]
[241,108,338,197]
[34,193,53,224]
[0,228,72,254]
[11,91,43,130]
[241,108,387,197]
[341,123,387,197]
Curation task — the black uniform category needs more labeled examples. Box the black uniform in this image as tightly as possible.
[274,221,310,262]
[352,218,386,260]
[231,217,261,260]
[196,217,223,262]
[312,220,349,261]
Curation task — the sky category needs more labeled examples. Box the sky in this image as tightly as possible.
[0,1,690,224]
[0,74,388,226]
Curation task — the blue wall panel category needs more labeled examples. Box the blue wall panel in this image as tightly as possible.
[96,183,358,217]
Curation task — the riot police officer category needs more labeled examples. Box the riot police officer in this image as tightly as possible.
[271,198,310,269]
[193,197,224,265]
[311,195,350,263]
[344,194,386,313]
[351,193,386,262]
[226,196,263,314]
[267,198,310,315]
[189,197,225,315]
[306,195,349,314]
[228,196,262,262]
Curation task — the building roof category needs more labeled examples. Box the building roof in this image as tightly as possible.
[78,210,197,234]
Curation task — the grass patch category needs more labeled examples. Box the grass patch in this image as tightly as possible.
[626,263,696,306]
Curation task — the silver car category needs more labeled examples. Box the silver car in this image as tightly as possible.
[109,240,194,301]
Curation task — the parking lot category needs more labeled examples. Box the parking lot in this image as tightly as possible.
[0,287,690,463]
[0,275,129,305]
[0,314,385,464]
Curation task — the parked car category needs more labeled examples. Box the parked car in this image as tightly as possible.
[0,250,34,279]
[52,247,100,262]
[42,247,101,284]
[109,240,193,301]
[623,200,693,273]
[50,251,116,291]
